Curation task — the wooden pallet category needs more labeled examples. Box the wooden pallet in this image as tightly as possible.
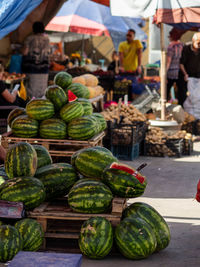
[27,197,126,252]
[1,131,105,157]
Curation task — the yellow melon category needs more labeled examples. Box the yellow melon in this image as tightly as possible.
[93,85,104,96]
[88,86,96,99]
[82,74,98,87]
[72,76,86,85]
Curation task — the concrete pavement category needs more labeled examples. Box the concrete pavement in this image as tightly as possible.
[82,142,200,267]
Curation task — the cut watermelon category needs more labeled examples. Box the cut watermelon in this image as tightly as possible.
[110,162,145,184]
[68,90,77,102]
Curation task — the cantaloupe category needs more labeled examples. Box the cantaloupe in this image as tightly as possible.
[82,74,98,87]
[72,76,86,85]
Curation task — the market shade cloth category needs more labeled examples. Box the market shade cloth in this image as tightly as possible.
[0,0,43,40]
[46,0,147,40]
[110,0,200,29]
[91,0,109,6]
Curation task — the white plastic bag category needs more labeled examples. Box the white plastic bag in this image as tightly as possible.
[183,77,200,118]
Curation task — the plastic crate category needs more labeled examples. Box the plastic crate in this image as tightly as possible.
[113,79,132,101]
[166,138,184,157]
[182,139,193,155]
[111,124,139,146]
[132,85,160,114]
[131,121,148,143]
[111,143,140,161]
[144,138,184,157]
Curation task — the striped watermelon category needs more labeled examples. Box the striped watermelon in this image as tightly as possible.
[77,98,93,115]
[5,142,37,179]
[0,225,23,262]
[39,118,67,139]
[89,114,101,134]
[26,99,55,120]
[7,107,26,128]
[67,116,98,140]
[35,163,78,200]
[66,83,90,99]
[32,145,52,169]
[45,85,68,110]
[60,102,84,123]
[102,164,147,198]
[15,218,44,251]
[92,113,107,131]
[54,71,72,89]
[11,115,39,138]
[79,217,113,259]
[0,177,46,210]
[68,179,113,213]
[71,146,113,168]
[115,217,157,259]
[74,147,118,178]
[122,202,170,251]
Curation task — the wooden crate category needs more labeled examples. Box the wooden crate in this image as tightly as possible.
[1,131,105,158]
[27,197,127,252]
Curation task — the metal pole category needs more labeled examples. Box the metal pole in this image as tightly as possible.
[160,23,167,120]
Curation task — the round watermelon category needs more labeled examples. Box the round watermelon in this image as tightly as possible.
[92,113,107,131]
[54,71,72,89]
[68,179,113,213]
[0,177,46,210]
[7,107,26,128]
[45,84,68,110]
[60,102,84,123]
[35,163,78,200]
[67,116,98,140]
[11,115,39,138]
[39,118,67,139]
[26,99,55,121]
[122,202,170,251]
[102,164,147,198]
[77,98,93,115]
[74,146,118,178]
[15,218,44,251]
[79,217,113,259]
[115,217,157,260]
[66,83,90,99]
[32,145,52,169]
[5,142,37,179]
[0,225,23,262]
[71,146,113,168]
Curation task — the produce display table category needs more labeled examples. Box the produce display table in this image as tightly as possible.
[27,197,126,252]
[1,131,105,158]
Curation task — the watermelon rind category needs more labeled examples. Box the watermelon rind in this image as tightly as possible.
[79,217,113,259]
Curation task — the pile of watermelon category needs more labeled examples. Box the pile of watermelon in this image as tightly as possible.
[0,142,170,262]
[8,71,106,141]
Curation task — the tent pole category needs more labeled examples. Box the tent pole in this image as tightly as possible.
[160,23,167,121]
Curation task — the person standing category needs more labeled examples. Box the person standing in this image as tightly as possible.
[180,32,200,117]
[118,29,143,74]
[166,28,184,104]
[22,21,50,99]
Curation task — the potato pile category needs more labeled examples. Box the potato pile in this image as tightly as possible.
[181,112,195,133]
[145,127,193,157]
[101,103,146,123]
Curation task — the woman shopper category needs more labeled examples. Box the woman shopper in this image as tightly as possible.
[22,21,50,99]
[166,28,185,105]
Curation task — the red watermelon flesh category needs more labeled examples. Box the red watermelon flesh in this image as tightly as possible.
[68,90,77,102]
[110,162,145,184]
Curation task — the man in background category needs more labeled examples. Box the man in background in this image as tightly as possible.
[118,29,143,74]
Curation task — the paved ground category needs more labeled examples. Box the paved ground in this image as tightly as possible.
[82,142,200,267]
